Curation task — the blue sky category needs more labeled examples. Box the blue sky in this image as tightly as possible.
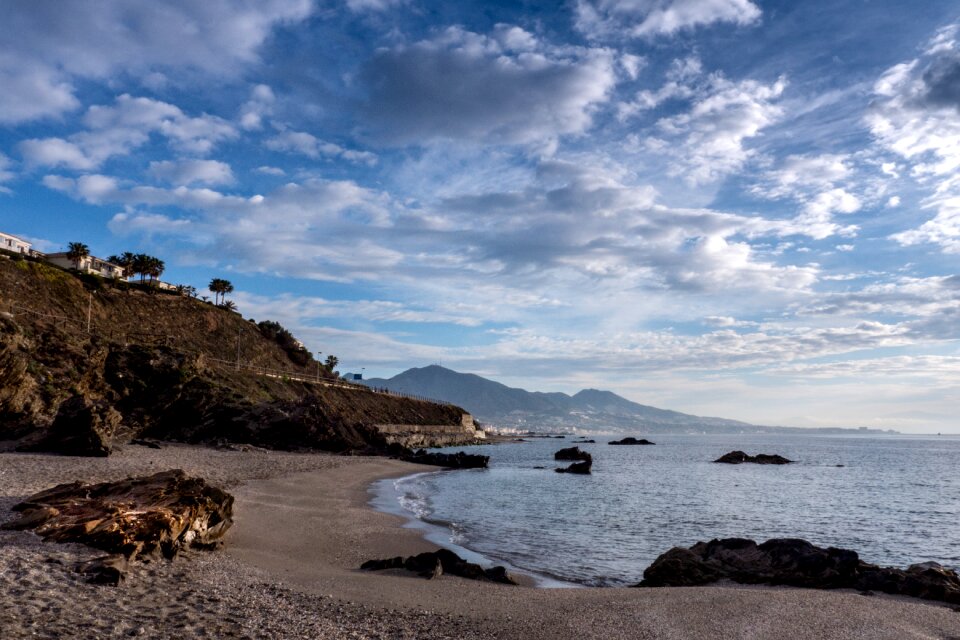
[2,0,959,431]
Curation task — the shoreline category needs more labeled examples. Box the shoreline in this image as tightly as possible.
[3,445,960,638]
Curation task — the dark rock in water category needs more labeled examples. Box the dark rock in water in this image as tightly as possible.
[609,437,654,445]
[2,469,234,561]
[77,555,129,586]
[573,439,596,443]
[714,450,791,465]
[636,538,960,605]
[34,395,121,457]
[556,460,592,474]
[532,466,546,469]
[404,449,489,469]
[361,549,517,584]
[554,446,592,462]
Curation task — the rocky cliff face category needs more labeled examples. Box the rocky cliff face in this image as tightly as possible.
[0,257,477,454]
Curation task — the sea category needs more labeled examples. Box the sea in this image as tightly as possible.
[371,433,960,587]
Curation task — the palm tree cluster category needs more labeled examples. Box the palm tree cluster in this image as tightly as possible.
[208,278,234,306]
[107,252,165,283]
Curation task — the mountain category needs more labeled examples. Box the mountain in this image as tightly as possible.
[363,365,755,433]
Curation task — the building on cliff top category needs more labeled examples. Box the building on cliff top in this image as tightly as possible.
[45,252,124,279]
[0,231,33,256]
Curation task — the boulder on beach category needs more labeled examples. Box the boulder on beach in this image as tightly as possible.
[554,446,591,462]
[714,450,791,465]
[608,437,654,446]
[555,460,592,474]
[361,548,517,584]
[2,469,234,563]
[636,538,960,605]
[403,449,489,469]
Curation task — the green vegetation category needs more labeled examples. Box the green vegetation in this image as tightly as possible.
[257,320,313,368]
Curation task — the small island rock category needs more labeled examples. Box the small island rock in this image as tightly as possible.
[609,437,655,446]
[554,446,592,462]
[714,450,791,465]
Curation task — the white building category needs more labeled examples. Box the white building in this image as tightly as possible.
[0,231,32,255]
[45,252,125,279]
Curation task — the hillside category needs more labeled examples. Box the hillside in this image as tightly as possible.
[0,256,473,455]
[364,365,757,433]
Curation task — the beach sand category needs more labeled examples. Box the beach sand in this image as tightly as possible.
[2,445,959,639]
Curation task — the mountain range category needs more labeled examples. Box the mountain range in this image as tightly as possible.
[361,365,758,433]
[360,365,899,435]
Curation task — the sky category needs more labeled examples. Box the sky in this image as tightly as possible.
[1,1,959,432]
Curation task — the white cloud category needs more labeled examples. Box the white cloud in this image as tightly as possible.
[265,130,378,165]
[239,84,276,131]
[148,159,235,186]
[887,195,901,207]
[0,1,312,124]
[20,95,237,170]
[866,24,960,253]
[0,152,18,187]
[635,73,786,184]
[358,26,617,145]
[575,0,761,40]
[254,165,286,176]
[345,0,405,11]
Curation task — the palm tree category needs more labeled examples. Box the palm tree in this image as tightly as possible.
[209,278,234,305]
[66,242,90,270]
[107,252,136,279]
[324,354,339,373]
[146,257,165,284]
[132,254,151,283]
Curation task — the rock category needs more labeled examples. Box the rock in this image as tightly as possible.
[362,549,517,585]
[37,395,122,457]
[403,449,489,469]
[609,437,654,445]
[555,460,592,474]
[573,439,596,443]
[554,446,591,462]
[2,469,234,560]
[714,450,791,465]
[637,538,960,605]
[77,555,129,586]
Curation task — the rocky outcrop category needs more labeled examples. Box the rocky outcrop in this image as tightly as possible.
[403,449,489,469]
[637,538,960,605]
[573,439,595,443]
[361,549,517,584]
[374,416,484,449]
[555,460,592,474]
[3,469,233,561]
[609,437,654,445]
[35,395,121,456]
[714,451,791,464]
[554,446,591,461]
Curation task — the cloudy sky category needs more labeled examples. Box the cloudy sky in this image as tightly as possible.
[2,1,959,432]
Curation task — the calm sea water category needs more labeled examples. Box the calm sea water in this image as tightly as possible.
[373,434,960,587]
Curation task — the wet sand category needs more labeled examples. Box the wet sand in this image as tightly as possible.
[3,445,960,639]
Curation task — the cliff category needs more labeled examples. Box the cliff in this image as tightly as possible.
[0,256,481,454]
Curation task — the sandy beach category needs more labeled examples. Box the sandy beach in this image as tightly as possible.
[3,445,960,639]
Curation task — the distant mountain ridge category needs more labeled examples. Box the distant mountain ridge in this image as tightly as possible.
[362,365,754,433]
